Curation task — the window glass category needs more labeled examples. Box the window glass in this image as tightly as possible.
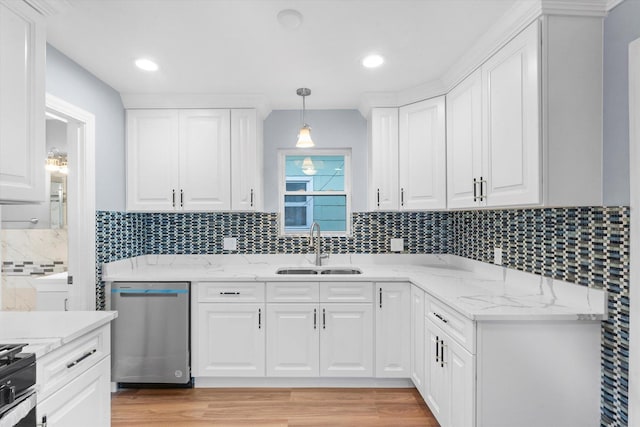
[280,152,350,235]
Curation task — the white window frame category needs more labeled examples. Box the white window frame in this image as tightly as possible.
[284,176,314,231]
[278,148,352,236]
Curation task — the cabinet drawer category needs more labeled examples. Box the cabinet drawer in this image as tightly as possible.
[37,324,110,402]
[320,282,373,303]
[266,282,319,302]
[426,296,475,353]
[197,282,265,302]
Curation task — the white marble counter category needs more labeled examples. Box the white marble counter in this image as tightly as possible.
[0,311,117,356]
[102,254,606,322]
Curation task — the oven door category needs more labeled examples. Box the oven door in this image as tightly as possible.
[0,390,36,427]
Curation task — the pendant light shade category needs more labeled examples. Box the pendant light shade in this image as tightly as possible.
[296,88,314,148]
[301,156,317,175]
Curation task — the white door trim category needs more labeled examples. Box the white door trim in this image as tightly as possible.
[627,36,640,425]
[46,94,96,311]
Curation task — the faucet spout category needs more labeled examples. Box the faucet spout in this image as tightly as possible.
[309,222,325,266]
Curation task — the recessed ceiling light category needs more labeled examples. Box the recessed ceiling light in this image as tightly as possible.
[277,9,303,30]
[135,58,159,72]
[362,54,384,68]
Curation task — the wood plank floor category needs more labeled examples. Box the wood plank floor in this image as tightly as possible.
[111,388,440,426]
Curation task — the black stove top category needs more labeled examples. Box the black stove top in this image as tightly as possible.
[0,344,36,413]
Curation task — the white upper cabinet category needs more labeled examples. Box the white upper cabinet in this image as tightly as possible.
[127,109,180,211]
[0,0,45,203]
[179,109,231,211]
[482,21,540,207]
[447,17,603,209]
[127,108,260,212]
[231,109,261,211]
[369,98,446,211]
[369,108,399,211]
[399,98,446,210]
[446,69,482,209]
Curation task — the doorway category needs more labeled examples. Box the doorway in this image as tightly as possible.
[0,95,95,311]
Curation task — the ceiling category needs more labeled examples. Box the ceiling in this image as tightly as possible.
[44,0,519,110]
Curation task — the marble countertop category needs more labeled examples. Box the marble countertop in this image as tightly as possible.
[103,254,606,322]
[0,311,117,356]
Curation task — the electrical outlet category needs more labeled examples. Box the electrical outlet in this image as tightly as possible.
[390,238,404,252]
[223,237,237,251]
[494,247,503,265]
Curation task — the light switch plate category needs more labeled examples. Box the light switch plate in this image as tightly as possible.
[223,237,237,251]
[494,247,503,265]
[390,238,404,252]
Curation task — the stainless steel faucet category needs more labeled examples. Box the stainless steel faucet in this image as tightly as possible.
[309,222,328,266]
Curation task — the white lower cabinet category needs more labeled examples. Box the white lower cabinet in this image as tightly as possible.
[195,302,265,377]
[410,285,425,395]
[266,303,319,377]
[320,303,373,377]
[424,317,475,427]
[375,282,411,377]
[37,357,110,427]
[265,282,374,378]
[36,324,111,426]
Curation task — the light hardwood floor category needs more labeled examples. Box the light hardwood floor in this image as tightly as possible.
[111,388,440,426]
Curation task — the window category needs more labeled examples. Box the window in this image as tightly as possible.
[279,149,351,235]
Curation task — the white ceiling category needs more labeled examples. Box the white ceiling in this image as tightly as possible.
[44,0,518,110]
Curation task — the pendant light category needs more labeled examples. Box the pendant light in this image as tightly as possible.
[296,88,314,148]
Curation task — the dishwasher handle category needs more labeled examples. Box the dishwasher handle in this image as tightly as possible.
[112,289,188,297]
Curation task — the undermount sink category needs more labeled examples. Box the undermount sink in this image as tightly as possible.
[320,268,362,275]
[275,267,362,275]
[276,268,318,275]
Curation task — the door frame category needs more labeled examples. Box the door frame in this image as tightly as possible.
[46,94,96,311]
[628,36,640,425]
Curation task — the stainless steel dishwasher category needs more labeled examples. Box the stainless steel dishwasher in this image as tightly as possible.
[111,281,190,386]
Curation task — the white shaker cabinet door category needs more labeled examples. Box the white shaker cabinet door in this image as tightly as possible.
[126,109,180,211]
[447,334,475,427]
[320,303,373,377]
[446,69,483,209]
[0,0,45,203]
[410,285,425,395]
[398,97,446,210]
[196,303,265,377]
[482,21,540,207]
[179,109,231,211]
[375,282,411,377]
[37,356,110,427]
[266,303,319,377]
[424,318,449,426]
[369,108,399,211]
[231,109,260,211]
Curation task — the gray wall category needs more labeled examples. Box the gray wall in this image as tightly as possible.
[46,45,126,211]
[603,0,640,205]
[263,110,368,212]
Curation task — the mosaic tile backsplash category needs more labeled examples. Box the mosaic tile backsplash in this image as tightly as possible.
[95,206,629,427]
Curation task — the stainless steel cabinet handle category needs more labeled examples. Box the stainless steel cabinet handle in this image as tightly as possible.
[313,308,317,329]
[64,298,68,311]
[219,292,240,295]
[322,308,326,329]
[250,189,254,207]
[67,348,97,369]
[434,313,448,324]
[172,189,176,207]
[180,189,184,207]
[401,188,404,207]
[479,176,486,201]
[379,288,383,308]
[436,336,439,363]
[440,339,446,368]
[258,308,261,329]
[377,188,380,208]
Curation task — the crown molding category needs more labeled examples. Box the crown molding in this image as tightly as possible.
[540,0,609,16]
[24,0,71,16]
[120,93,272,119]
[357,93,399,117]
[606,0,625,11]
